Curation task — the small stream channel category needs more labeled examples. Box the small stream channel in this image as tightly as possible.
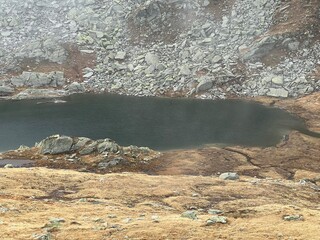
[0,94,308,152]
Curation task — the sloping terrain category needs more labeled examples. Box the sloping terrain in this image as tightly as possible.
[0,1,320,239]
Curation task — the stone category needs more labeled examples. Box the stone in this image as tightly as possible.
[49,218,65,224]
[208,209,223,215]
[97,140,119,153]
[0,86,15,96]
[10,71,65,88]
[196,79,213,93]
[1,31,12,37]
[98,157,128,169]
[83,72,94,78]
[242,36,277,60]
[206,216,228,225]
[66,82,85,93]
[4,164,14,168]
[145,52,160,66]
[201,0,210,7]
[179,65,191,76]
[79,141,97,155]
[71,137,92,151]
[271,76,284,85]
[39,135,73,154]
[212,55,222,63]
[219,172,239,180]
[267,88,289,98]
[115,51,126,60]
[151,215,160,223]
[287,41,300,51]
[283,215,304,221]
[181,210,197,220]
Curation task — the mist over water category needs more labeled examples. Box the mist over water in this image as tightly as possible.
[0,94,306,151]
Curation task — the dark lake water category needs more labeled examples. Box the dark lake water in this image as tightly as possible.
[0,94,307,152]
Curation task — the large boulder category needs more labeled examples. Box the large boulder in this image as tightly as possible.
[39,135,73,154]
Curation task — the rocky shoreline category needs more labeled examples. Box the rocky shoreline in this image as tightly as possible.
[1,0,319,100]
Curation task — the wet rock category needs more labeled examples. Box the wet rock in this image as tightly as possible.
[219,172,239,180]
[39,135,73,155]
[0,86,14,96]
[181,210,197,220]
[266,88,289,98]
[206,216,228,225]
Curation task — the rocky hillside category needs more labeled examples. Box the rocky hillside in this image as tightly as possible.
[0,0,319,99]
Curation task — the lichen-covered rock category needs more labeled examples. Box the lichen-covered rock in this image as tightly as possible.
[39,135,73,154]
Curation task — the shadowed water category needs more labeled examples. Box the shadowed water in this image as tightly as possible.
[0,94,308,151]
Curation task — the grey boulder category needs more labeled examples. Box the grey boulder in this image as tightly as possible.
[39,135,73,154]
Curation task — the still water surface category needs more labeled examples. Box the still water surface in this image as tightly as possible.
[0,94,306,151]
